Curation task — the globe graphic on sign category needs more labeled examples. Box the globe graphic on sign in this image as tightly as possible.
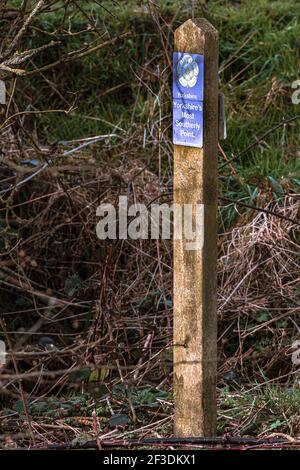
[177,54,199,88]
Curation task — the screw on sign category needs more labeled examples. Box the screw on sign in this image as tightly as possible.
[173,19,219,437]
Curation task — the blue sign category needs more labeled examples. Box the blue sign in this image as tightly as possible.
[172,52,204,148]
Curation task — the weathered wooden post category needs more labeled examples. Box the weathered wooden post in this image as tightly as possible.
[173,19,219,436]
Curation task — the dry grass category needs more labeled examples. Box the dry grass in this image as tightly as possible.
[0,130,299,446]
[218,197,299,379]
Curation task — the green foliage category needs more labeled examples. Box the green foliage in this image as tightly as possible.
[14,393,93,418]
[219,385,300,435]
[64,273,82,297]
[112,383,170,408]
[18,0,299,229]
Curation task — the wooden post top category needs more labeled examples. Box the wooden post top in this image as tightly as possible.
[174,19,218,54]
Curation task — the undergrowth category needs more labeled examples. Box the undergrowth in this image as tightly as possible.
[0,0,299,447]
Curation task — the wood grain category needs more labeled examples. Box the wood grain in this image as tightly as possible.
[173,18,219,437]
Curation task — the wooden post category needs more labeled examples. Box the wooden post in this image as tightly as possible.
[173,19,219,436]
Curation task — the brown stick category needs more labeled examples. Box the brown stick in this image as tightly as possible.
[26,436,300,450]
